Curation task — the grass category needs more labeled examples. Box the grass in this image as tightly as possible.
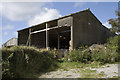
[63,68,69,71]
[57,61,115,78]
[78,78,119,80]
[81,69,97,78]
[2,46,58,78]
[59,62,86,70]
[63,36,120,64]
[2,36,119,78]
[72,70,78,73]
[66,75,72,77]
[56,73,61,75]
[106,65,110,67]
[81,69,107,78]
[59,61,104,70]
[113,76,119,78]
[83,69,96,73]
[98,71,105,76]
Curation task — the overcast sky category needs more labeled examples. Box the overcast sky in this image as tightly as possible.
[0,1,119,47]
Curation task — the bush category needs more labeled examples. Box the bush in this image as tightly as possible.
[105,35,120,51]
[65,36,119,64]
[65,50,91,63]
[2,46,58,78]
[91,48,119,63]
[66,48,119,64]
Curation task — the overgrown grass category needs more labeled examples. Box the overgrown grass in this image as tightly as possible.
[77,78,118,80]
[59,61,104,70]
[58,61,109,78]
[81,69,107,78]
[2,46,58,78]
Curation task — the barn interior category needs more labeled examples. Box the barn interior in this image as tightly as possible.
[48,17,72,49]
[48,26,71,49]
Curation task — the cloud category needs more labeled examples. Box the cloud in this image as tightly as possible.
[103,22,112,29]
[1,2,62,26]
[28,8,62,26]
[13,32,18,37]
[74,2,85,8]
[0,2,45,21]
[1,25,14,30]
[3,32,8,36]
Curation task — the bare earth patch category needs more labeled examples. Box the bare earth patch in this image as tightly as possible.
[39,64,118,78]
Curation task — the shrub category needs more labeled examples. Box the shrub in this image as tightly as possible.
[65,36,120,64]
[105,35,120,51]
[2,46,58,78]
[65,47,119,64]
[66,49,91,63]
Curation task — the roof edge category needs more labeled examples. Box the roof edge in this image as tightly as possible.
[17,8,90,32]
[2,37,17,45]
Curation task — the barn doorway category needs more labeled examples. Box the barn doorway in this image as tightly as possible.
[49,26,71,49]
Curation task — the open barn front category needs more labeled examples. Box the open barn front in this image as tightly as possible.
[49,26,71,49]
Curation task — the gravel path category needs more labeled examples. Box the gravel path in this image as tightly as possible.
[90,64,118,78]
[39,68,81,78]
[39,64,118,78]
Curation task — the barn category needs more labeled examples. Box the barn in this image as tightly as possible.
[17,9,115,50]
[2,38,18,48]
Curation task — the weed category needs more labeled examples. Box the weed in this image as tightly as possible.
[83,69,96,73]
[63,68,69,71]
[113,76,118,78]
[66,75,72,77]
[99,71,105,76]
[56,73,61,75]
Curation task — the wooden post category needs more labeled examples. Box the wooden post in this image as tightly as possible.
[69,40,71,52]
[46,23,49,50]
[58,35,60,49]
[29,28,31,46]
[71,17,73,50]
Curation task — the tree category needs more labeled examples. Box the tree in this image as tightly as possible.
[108,10,120,34]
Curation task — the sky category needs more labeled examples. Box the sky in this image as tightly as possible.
[0,1,119,47]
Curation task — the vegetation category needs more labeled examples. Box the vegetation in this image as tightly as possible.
[59,61,103,70]
[1,35,119,78]
[2,46,58,78]
[80,69,107,78]
[108,10,120,34]
[64,35,120,64]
